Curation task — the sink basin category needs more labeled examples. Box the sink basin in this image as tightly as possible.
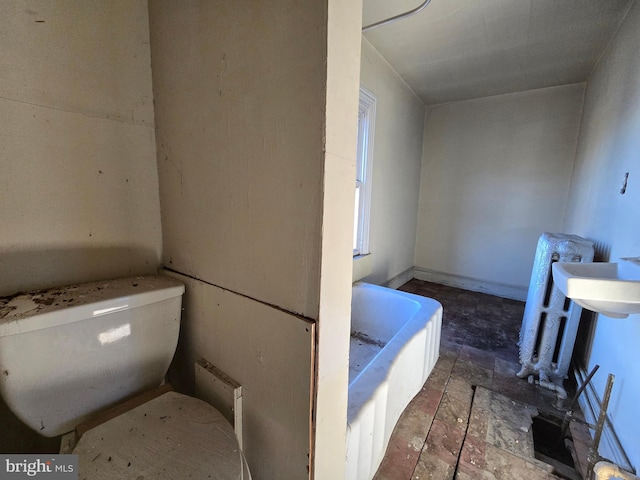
[552,257,640,318]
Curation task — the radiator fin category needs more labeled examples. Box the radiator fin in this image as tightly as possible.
[517,233,594,387]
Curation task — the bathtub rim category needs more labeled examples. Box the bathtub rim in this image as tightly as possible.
[347,282,443,420]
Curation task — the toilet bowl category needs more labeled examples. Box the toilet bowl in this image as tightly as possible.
[0,275,251,479]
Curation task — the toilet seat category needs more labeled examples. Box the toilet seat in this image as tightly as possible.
[72,391,251,480]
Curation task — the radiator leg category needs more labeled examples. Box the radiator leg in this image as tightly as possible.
[516,365,533,379]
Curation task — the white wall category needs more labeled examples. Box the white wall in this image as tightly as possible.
[564,0,640,470]
[316,0,362,477]
[354,38,426,288]
[149,2,361,478]
[149,1,326,318]
[166,272,315,480]
[414,84,585,300]
[148,4,322,477]
[0,0,161,297]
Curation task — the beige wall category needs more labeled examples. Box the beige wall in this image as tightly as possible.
[0,0,161,297]
[414,84,585,300]
[149,1,361,478]
[354,39,426,288]
[150,2,325,318]
[316,0,362,477]
[166,272,315,480]
[0,0,160,450]
[563,0,640,470]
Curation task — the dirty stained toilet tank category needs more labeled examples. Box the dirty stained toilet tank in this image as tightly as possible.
[0,275,251,479]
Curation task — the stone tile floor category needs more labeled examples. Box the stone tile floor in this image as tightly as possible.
[373,279,585,480]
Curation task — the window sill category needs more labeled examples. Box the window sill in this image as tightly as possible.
[353,253,373,282]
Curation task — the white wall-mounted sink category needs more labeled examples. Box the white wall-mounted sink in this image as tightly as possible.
[552,257,640,318]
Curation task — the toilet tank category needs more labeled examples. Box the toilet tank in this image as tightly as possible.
[0,275,184,437]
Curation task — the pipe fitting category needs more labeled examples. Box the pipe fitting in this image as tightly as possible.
[593,461,640,480]
[534,376,567,395]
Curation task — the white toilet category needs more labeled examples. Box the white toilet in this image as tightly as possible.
[0,275,251,479]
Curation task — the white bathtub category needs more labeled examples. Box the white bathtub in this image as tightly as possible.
[346,282,442,480]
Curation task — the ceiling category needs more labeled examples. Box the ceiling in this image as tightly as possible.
[362,0,634,105]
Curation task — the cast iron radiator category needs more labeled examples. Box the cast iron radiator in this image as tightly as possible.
[517,232,594,397]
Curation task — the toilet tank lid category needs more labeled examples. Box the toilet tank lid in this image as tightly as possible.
[0,275,185,338]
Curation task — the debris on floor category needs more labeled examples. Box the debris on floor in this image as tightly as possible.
[373,280,589,480]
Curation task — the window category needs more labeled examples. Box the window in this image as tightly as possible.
[354,87,376,256]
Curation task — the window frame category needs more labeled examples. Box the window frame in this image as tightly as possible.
[354,87,376,257]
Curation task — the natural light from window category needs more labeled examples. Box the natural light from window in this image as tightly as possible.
[354,87,376,257]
